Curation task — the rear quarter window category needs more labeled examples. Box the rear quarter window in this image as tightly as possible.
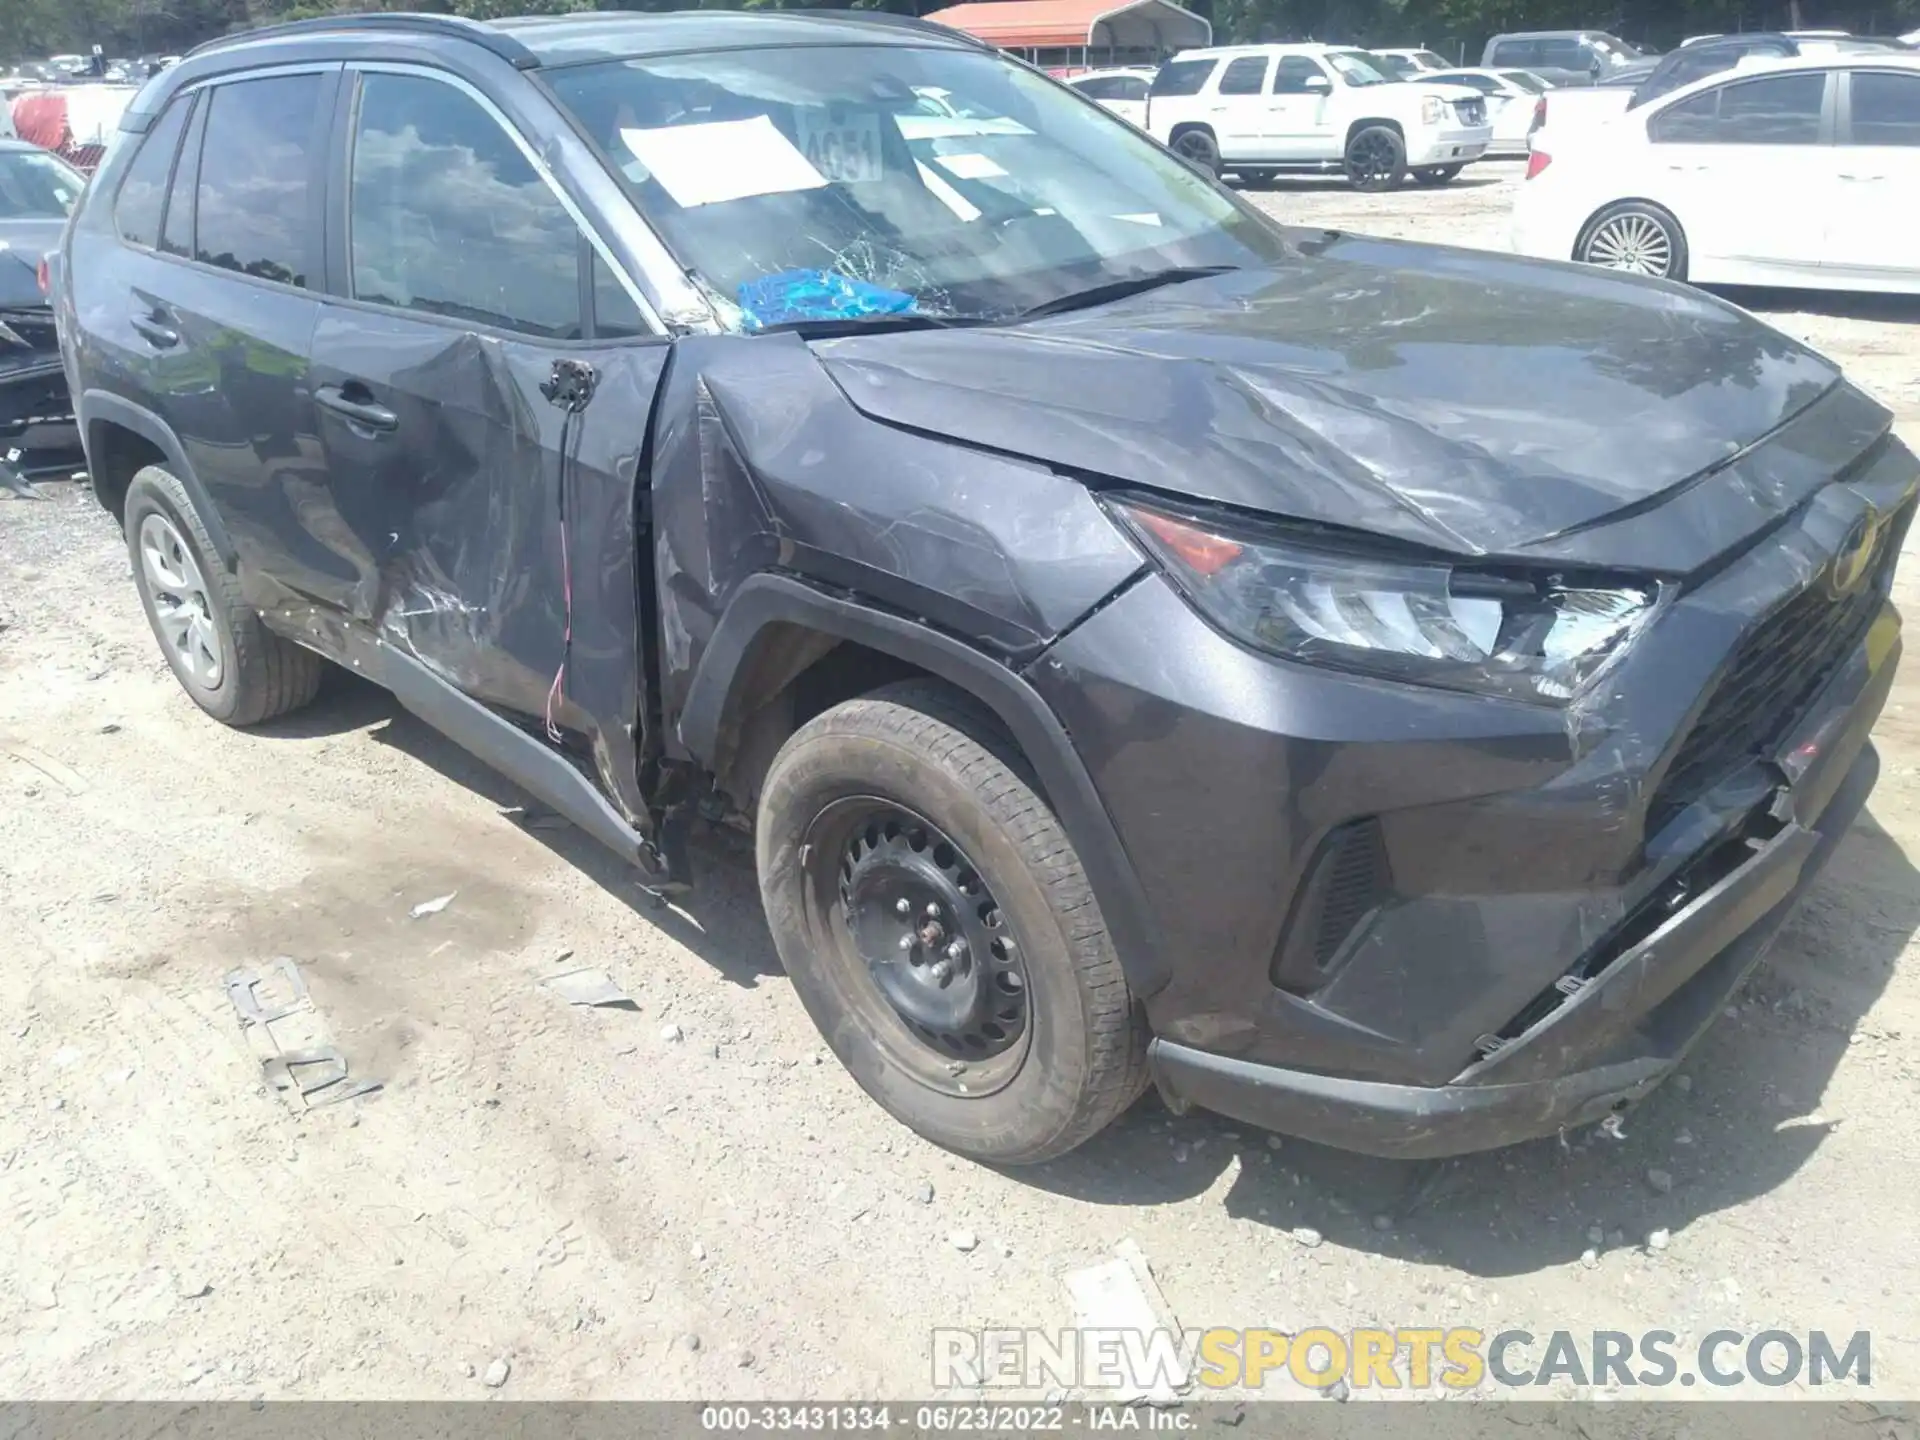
[1149,58,1217,97]
[112,95,190,248]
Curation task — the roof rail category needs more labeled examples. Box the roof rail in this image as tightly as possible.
[186,12,540,69]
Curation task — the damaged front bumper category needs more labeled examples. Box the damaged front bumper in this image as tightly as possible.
[1,308,83,479]
[1150,709,1883,1159]
[1031,414,1913,1159]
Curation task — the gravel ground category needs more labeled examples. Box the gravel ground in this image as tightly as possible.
[4,161,1919,1405]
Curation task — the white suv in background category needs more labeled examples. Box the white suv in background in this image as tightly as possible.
[1146,44,1494,190]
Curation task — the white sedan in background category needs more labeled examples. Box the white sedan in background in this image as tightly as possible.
[1424,68,1551,153]
[1064,67,1156,128]
[1513,53,1920,292]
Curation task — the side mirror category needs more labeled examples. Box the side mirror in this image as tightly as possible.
[1304,75,1332,92]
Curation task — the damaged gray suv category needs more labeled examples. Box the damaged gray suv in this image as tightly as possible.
[57,10,1914,1165]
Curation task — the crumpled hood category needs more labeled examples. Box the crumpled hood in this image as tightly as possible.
[816,234,1844,561]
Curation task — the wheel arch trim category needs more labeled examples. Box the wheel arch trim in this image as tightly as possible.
[679,572,1172,999]
[80,389,238,570]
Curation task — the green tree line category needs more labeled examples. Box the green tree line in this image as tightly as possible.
[4,0,1916,66]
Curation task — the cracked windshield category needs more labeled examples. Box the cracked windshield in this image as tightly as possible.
[547,45,1294,330]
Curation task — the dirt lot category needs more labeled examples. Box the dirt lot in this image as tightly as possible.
[4,163,1920,1405]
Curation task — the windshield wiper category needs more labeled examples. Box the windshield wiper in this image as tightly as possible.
[754,312,982,339]
[1013,266,1240,321]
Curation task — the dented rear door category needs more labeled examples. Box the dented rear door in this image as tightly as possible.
[304,63,669,827]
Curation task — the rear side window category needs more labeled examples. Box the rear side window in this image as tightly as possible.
[1489,41,1537,66]
[1849,70,1920,146]
[1538,39,1593,70]
[196,74,324,287]
[1217,57,1269,96]
[1109,76,1150,101]
[1650,72,1827,144]
[350,72,584,339]
[1149,58,1216,96]
[1719,72,1827,142]
[113,96,189,248]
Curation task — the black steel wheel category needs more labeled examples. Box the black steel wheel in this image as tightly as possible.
[829,798,1031,1090]
[757,680,1151,1164]
[1345,125,1407,192]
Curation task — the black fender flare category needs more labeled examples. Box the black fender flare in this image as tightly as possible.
[80,389,238,570]
[679,572,1171,1000]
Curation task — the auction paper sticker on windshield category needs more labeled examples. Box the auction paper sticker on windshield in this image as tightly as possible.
[793,109,885,184]
[620,116,826,208]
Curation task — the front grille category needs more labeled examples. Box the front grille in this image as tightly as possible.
[1645,522,1900,835]
[1455,98,1486,126]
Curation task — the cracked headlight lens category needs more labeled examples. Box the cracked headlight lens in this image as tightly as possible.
[1114,500,1659,705]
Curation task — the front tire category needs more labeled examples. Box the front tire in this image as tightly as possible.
[756,680,1150,1165]
[1412,163,1463,186]
[1345,125,1407,191]
[124,465,324,726]
[1575,201,1689,281]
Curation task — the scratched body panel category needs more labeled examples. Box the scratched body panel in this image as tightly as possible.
[305,310,668,822]
[648,333,1146,734]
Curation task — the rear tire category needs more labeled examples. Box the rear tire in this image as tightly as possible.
[1412,163,1463,186]
[1169,126,1221,179]
[756,679,1150,1165]
[124,465,323,726]
[1575,200,1689,281]
[1345,124,1407,191]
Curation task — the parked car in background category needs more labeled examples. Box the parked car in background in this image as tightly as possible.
[59,8,1915,1167]
[1424,68,1549,154]
[1480,31,1647,86]
[1539,31,1905,138]
[1147,44,1492,189]
[0,137,86,481]
[1514,54,1920,292]
[1369,47,1451,79]
[1065,66,1155,127]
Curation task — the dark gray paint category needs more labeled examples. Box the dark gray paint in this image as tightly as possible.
[57,9,1920,1158]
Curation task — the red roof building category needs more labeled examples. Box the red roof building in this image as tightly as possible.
[922,0,1210,70]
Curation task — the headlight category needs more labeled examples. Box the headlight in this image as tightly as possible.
[1113,500,1660,705]
[1421,95,1446,125]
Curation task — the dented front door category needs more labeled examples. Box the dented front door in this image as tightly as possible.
[302,64,670,826]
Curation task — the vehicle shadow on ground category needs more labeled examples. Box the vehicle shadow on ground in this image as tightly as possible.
[1021,808,1919,1279]
[254,666,785,987]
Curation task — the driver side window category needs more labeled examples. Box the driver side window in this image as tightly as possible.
[350,71,610,339]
